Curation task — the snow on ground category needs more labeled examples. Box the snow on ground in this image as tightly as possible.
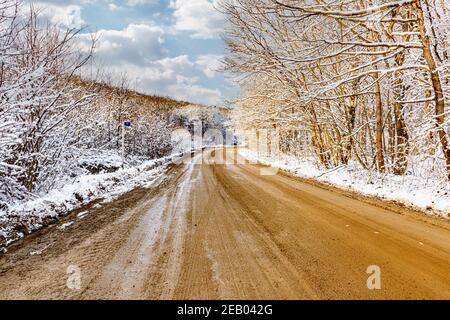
[239,148,449,218]
[0,153,183,250]
[57,222,74,231]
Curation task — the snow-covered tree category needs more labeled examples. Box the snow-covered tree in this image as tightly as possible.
[0,1,94,207]
[221,0,450,180]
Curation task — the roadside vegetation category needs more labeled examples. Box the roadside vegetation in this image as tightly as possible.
[0,1,227,247]
[222,0,450,215]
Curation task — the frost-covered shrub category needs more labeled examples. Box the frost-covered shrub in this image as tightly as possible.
[0,2,94,207]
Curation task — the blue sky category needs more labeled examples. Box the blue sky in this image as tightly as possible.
[33,0,237,105]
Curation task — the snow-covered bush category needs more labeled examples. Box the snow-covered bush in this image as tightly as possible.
[0,1,191,210]
[0,1,94,208]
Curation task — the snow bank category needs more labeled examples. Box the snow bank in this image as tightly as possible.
[239,148,449,218]
[0,154,182,250]
[77,150,123,174]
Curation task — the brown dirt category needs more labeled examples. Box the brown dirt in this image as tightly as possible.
[0,148,449,300]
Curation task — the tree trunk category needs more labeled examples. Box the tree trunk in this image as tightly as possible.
[415,0,450,180]
[393,55,410,175]
[393,98,409,175]
[374,77,385,172]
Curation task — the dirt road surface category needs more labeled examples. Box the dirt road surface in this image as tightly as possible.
[0,149,449,299]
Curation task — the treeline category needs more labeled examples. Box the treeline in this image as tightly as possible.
[76,78,189,160]
[0,1,188,208]
[221,0,450,180]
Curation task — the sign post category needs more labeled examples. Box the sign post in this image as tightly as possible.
[122,121,132,168]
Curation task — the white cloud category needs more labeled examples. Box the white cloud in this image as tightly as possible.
[169,0,225,39]
[78,26,220,104]
[196,54,223,78]
[131,63,222,105]
[158,55,194,70]
[108,3,120,11]
[79,23,166,66]
[33,0,228,105]
[168,77,222,105]
[34,0,93,4]
[126,0,157,6]
[34,2,86,28]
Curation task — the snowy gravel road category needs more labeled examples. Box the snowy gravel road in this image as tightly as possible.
[0,149,449,299]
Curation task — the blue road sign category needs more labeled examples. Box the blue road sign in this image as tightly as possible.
[124,121,132,128]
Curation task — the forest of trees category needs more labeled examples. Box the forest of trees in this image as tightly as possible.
[0,1,190,209]
[221,0,450,181]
